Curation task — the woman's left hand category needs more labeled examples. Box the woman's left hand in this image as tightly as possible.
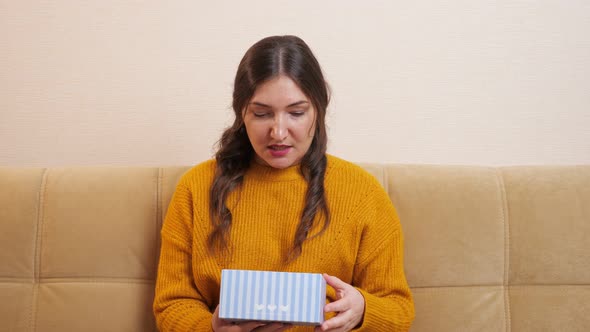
[315,273,365,332]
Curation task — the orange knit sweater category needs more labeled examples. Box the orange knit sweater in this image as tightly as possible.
[153,155,414,331]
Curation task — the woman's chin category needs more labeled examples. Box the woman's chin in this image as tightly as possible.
[267,160,294,169]
[260,156,299,169]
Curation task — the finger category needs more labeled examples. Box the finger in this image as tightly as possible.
[320,313,350,331]
[211,305,235,330]
[265,323,287,331]
[271,323,293,331]
[252,323,287,331]
[323,273,349,291]
[212,305,224,322]
[277,323,293,331]
[238,320,267,330]
[324,298,350,313]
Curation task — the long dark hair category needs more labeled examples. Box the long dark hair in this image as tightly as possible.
[209,35,330,261]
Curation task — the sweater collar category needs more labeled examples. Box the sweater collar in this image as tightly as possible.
[246,160,304,182]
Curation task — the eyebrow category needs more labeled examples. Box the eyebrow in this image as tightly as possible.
[250,100,309,108]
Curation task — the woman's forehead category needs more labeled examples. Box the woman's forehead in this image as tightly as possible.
[250,75,309,106]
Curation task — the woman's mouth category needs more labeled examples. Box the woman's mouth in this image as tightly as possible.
[268,145,291,157]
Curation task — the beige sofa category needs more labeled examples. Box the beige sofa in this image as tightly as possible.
[1,164,589,331]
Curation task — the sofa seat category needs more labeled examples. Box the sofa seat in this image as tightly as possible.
[1,164,589,331]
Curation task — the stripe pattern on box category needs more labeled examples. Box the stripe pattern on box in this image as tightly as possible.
[219,269,326,325]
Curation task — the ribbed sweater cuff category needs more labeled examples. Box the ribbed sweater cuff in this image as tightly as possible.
[353,288,414,332]
[158,305,214,332]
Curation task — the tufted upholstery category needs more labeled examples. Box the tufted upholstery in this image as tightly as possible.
[1,164,589,331]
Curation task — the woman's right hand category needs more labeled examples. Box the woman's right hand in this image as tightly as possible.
[212,305,292,332]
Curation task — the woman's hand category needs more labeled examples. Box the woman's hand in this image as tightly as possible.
[212,305,292,332]
[315,273,365,332]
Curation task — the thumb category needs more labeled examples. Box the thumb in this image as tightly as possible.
[323,273,348,290]
[239,321,266,330]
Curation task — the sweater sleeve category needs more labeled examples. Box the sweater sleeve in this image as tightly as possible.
[351,184,415,331]
[153,182,214,332]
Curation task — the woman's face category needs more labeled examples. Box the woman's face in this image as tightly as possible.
[243,75,316,169]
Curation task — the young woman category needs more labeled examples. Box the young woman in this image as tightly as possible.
[153,35,414,332]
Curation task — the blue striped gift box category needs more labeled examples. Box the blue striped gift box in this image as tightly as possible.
[219,269,326,325]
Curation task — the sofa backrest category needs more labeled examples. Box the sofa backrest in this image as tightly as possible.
[1,164,589,331]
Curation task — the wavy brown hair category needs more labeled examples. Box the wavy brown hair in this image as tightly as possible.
[208,35,330,261]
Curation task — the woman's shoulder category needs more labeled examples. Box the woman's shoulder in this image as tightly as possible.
[177,158,217,189]
[326,154,383,190]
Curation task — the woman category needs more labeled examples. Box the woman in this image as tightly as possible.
[153,35,415,332]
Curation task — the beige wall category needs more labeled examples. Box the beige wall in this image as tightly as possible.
[1,1,589,167]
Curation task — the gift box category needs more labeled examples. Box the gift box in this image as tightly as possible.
[219,269,326,325]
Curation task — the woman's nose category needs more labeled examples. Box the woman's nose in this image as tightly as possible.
[270,117,287,140]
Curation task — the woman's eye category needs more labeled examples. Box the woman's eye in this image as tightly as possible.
[253,112,269,118]
[290,111,304,117]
